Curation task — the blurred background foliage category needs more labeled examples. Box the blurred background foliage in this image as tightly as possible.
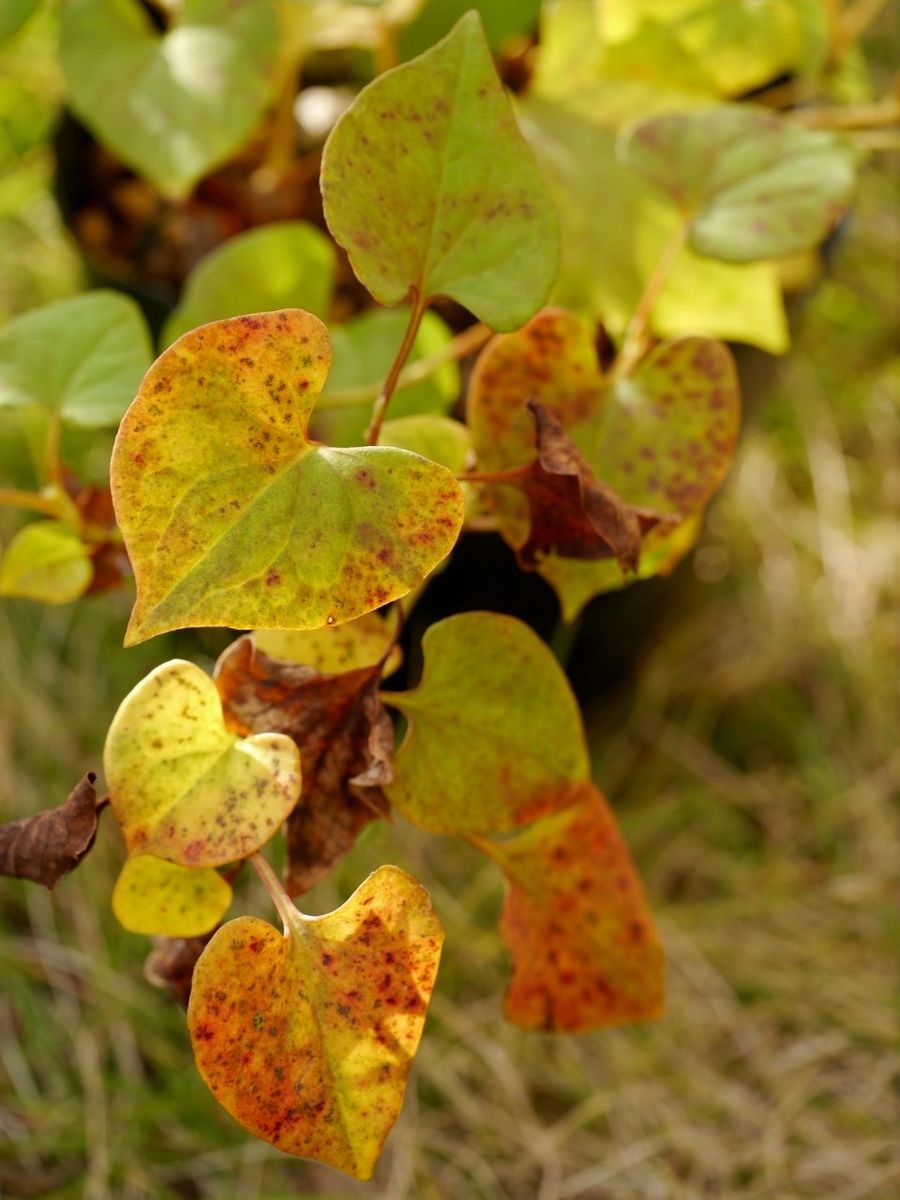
[0,2,898,1198]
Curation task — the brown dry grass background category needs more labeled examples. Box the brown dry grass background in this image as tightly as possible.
[1,10,898,1200]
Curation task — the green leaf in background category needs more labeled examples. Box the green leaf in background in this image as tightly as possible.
[111,311,465,644]
[0,0,41,43]
[519,98,788,352]
[312,308,459,446]
[380,414,471,475]
[60,0,279,200]
[0,521,92,604]
[162,222,337,347]
[620,106,858,264]
[384,612,589,834]
[398,0,542,59]
[112,854,233,937]
[0,291,153,427]
[321,11,559,331]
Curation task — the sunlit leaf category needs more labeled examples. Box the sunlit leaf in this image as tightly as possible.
[104,659,301,867]
[620,105,857,263]
[321,11,558,330]
[313,308,459,447]
[0,522,92,604]
[0,773,99,889]
[112,854,232,937]
[0,291,152,427]
[188,864,443,1179]
[111,311,464,645]
[467,308,739,615]
[385,612,588,834]
[519,98,788,352]
[60,0,279,199]
[215,636,392,896]
[481,782,665,1031]
[162,222,337,346]
[254,609,402,677]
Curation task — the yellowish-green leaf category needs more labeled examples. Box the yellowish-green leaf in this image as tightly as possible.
[0,522,92,604]
[188,864,443,1179]
[380,415,471,475]
[253,609,402,678]
[321,11,558,331]
[384,612,588,833]
[112,854,232,937]
[111,311,464,645]
[104,659,301,866]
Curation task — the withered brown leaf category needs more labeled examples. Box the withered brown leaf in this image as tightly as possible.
[145,933,216,1007]
[0,772,100,889]
[214,636,393,896]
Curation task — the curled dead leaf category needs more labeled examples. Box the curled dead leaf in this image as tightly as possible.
[0,773,101,889]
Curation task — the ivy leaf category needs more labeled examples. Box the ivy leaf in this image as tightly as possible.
[384,612,588,834]
[620,106,857,263]
[254,609,402,678]
[480,782,665,1031]
[188,864,443,1179]
[314,308,459,447]
[0,291,152,428]
[0,773,99,889]
[112,855,233,938]
[214,636,392,896]
[60,0,279,200]
[467,308,739,616]
[0,522,93,604]
[380,415,472,476]
[111,311,465,645]
[321,11,559,331]
[103,659,301,867]
[162,222,337,347]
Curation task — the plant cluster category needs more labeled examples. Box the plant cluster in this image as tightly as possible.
[0,0,890,1181]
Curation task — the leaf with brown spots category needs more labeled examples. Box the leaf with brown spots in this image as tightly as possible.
[478,782,665,1031]
[253,608,401,679]
[111,310,464,646]
[188,864,443,1179]
[384,612,588,834]
[467,307,740,618]
[104,659,301,867]
[619,105,857,263]
[321,11,558,331]
[0,773,100,889]
[214,635,393,896]
[112,855,233,938]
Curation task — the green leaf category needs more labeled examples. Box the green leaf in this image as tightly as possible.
[313,308,459,447]
[321,11,559,330]
[162,222,337,347]
[0,522,92,604]
[398,0,542,59]
[384,612,588,834]
[0,0,41,43]
[111,311,465,645]
[620,105,857,263]
[188,864,443,1179]
[60,0,279,200]
[0,291,153,427]
[519,97,788,352]
[104,659,301,866]
[380,414,471,475]
[112,854,233,937]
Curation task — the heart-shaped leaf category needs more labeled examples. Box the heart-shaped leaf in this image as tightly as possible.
[0,522,93,604]
[467,308,739,617]
[620,105,857,263]
[215,636,393,896]
[188,864,443,1179]
[60,0,279,200]
[479,782,665,1031]
[385,612,588,834]
[0,291,152,428]
[104,659,301,866]
[112,854,233,938]
[162,222,337,347]
[321,11,558,331]
[111,310,465,645]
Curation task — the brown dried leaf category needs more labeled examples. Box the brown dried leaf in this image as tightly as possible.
[0,773,100,889]
[145,934,216,1007]
[214,636,393,897]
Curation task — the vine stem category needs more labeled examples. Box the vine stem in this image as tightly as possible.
[615,221,688,379]
[464,832,506,868]
[324,320,491,410]
[251,853,305,937]
[365,290,428,445]
[0,489,67,518]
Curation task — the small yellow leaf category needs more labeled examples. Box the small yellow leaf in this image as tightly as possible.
[112,854,232,937]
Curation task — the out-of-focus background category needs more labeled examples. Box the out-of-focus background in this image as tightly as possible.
[1,4,898,1199]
